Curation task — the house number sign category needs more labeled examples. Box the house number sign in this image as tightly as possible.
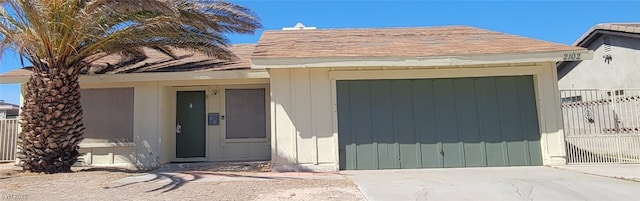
[208,113,219,125]
[563,53,582,61]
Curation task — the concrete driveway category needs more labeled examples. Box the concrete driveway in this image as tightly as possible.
[343,166,640,201]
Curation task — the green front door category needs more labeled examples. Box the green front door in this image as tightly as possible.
[337,76,543,170]
[176,91,206,158]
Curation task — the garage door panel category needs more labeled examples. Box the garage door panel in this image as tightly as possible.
[349,81,377,169]
[370,81,398,169]
[497,77,529,166]
[338,76,542,170]
[455,78,485,167]
[392,80,421,169]
[527,142,543,166]
[517,76,543,165]
[434,79,464,168]
[474,77,508,166]
[412,80,441,168]
[337,81,353,170]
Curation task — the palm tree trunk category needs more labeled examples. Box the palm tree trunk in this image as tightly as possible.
[18,68,85,174]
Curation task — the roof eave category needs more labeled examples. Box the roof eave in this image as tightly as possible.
[0,69,270,84]
[251,50,593,69]
[0,76,29,84]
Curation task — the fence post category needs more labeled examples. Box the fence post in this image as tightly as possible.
[611,90,623,163]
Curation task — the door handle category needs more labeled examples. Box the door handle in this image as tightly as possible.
[440,147,444,156]
[176,123,182,134]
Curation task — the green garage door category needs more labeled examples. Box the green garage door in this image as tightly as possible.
[337,76,543,170]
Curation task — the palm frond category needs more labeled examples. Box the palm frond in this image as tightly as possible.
[0,0,261,72]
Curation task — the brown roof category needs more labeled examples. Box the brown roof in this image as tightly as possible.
[0,44,255,77]
[252,26,583,59]
[572,23,640,46]
[0,67,32,77]
[599,23,640,33]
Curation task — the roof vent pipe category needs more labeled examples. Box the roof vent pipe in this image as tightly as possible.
[282,22,317,30]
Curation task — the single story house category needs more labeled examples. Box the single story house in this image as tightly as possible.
[0,100,19,119]
[0,25,590,171]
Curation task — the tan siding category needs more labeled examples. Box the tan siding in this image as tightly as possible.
[271,63,567,171]
[270,69,296,164]
[539,62,568,165]
[310,68,336,164]
[271,68,337,169]
[159,87,173,164]
[207,86,223,160]
[291,69,314,163]
[134,84,162,168]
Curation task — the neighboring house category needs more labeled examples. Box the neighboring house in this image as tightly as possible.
[558,23,640,89]
[556,23,640,163]
[0,25,590,171]
[0,100,19,119]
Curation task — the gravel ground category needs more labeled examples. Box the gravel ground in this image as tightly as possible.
[0,162,366,201]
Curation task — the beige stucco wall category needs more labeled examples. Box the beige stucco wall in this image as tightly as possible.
[270,62,567,171]
[559,34,640,89]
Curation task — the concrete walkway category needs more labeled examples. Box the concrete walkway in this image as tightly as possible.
[343,166,640,201]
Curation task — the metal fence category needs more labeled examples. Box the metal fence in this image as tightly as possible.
[0,119,19,162]
[561,89,640,164]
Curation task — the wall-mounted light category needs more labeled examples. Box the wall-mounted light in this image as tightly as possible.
[603,54,612,64]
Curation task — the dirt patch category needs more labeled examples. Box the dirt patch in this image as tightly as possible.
[0,162,26,178]
[0,162,365,201]
[181,161,273,172]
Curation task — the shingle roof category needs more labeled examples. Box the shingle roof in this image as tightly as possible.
[572,23,640,46]
[0,68,31,77]
[0,44,255,78]
[596,23,640,34]
[252,26,583,59]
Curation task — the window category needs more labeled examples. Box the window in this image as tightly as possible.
[561,96,582,103]
[224,89,267,139]
[607,90,624,96]
[80,88,134,141]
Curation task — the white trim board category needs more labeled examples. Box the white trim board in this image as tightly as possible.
[252,50,593,69]
[0,69,270,84]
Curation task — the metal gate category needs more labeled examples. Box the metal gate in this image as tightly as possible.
[0,119,19,162]
[561,89,640,164]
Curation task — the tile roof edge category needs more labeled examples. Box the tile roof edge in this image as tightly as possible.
[572,22,640,46]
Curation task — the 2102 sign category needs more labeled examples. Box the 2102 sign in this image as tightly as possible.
[563,53,582,61]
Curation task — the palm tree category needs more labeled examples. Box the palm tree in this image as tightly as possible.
[0,0,261,174]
